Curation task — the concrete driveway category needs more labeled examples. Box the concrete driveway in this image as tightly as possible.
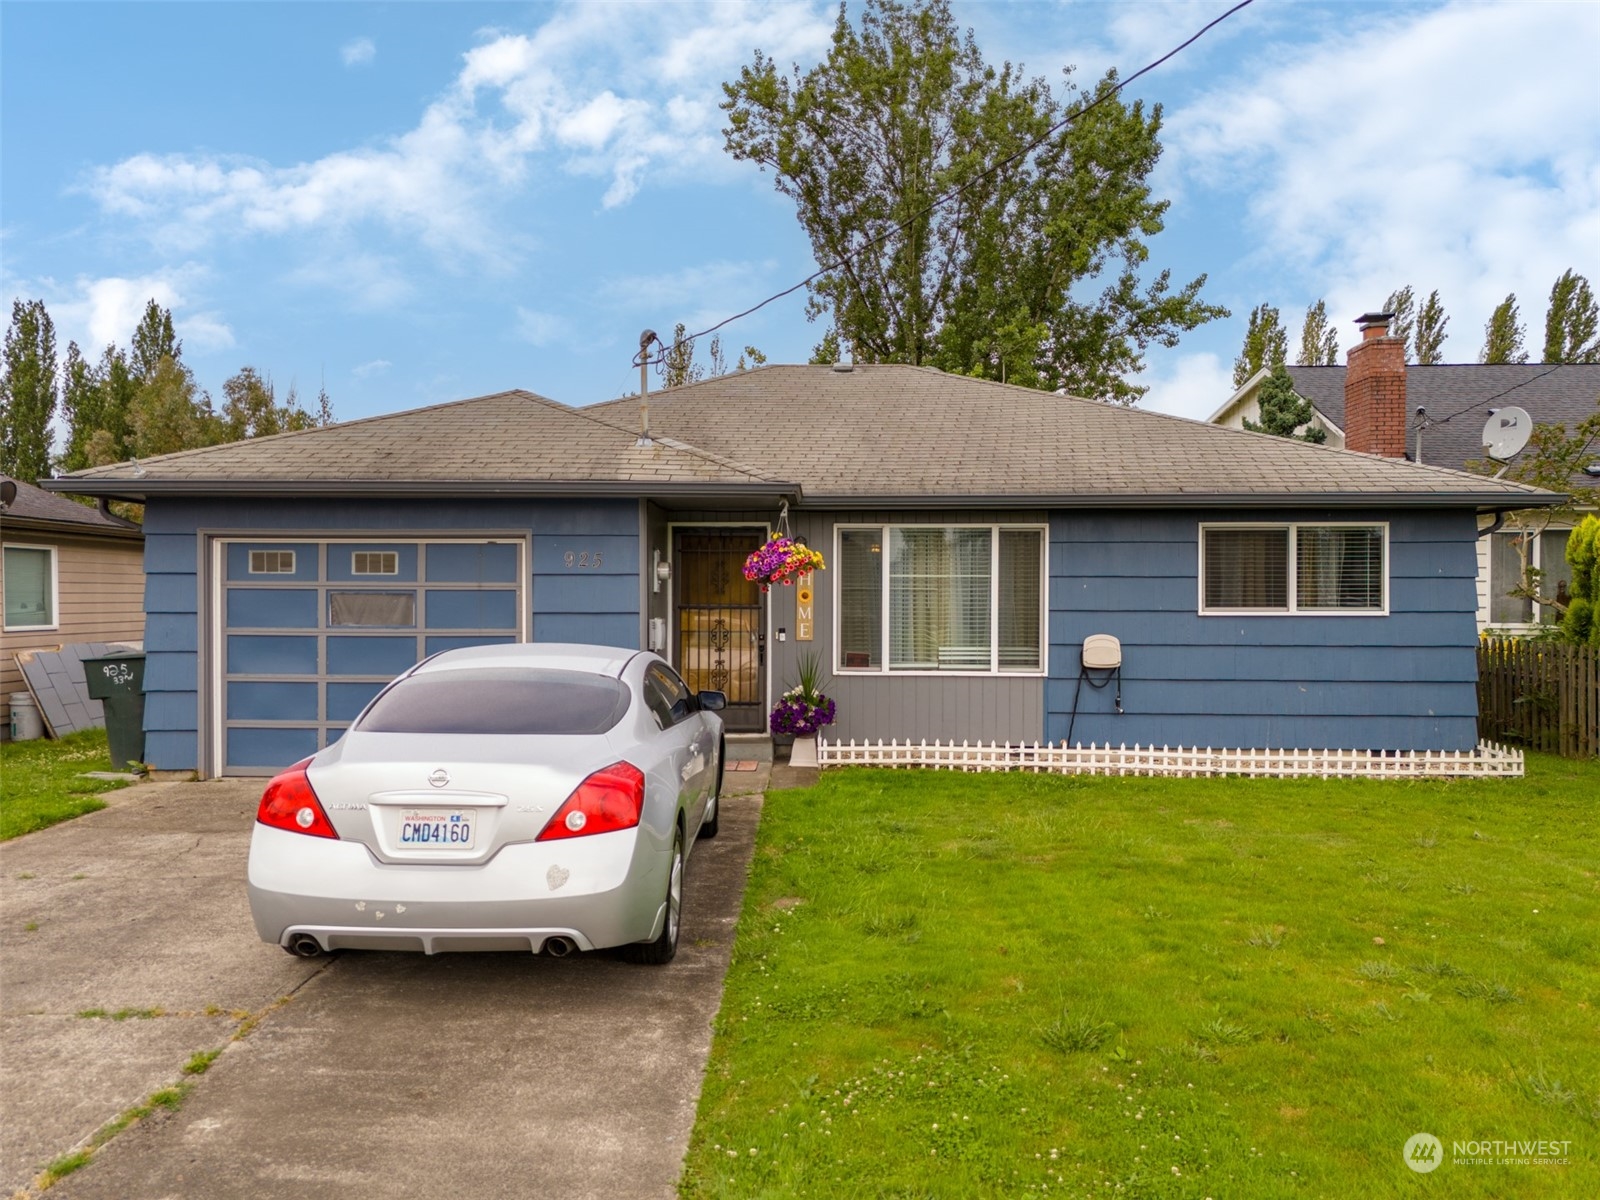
[1,771,765,1199]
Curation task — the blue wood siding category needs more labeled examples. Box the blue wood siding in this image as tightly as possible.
[1047,508,1482,751]
[140,498,640,774]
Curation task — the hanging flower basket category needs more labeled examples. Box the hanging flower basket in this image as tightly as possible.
[743,534,825,592]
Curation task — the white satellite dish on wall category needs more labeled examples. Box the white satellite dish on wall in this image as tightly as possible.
[1482,406,1532,461]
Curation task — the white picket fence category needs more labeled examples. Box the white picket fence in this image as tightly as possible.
[817,738,1524,779]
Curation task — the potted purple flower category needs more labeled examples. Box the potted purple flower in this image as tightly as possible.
[770,652,835,767]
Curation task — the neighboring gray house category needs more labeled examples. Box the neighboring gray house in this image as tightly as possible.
[47,362,1555,777]
[1210,349,1600,631]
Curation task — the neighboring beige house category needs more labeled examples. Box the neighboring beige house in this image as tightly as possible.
[1208,330,1600,631]
[1,475,144,736]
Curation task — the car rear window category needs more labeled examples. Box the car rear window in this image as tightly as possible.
[355,668,632,735]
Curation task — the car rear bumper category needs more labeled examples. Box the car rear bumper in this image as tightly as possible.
[246,822,667,953]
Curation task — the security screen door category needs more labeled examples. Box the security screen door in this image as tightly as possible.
[673,531,765,732]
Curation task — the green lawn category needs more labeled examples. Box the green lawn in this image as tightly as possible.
[1,728,132,840]
[682,756,1599,1198]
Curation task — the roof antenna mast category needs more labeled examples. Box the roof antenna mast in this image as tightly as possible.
[634,329,661,446]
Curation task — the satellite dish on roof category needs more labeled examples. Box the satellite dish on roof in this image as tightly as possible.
[1482,406,1532,461]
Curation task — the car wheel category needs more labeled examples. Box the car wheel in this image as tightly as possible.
[699,737,723,840]
[626,824,683,965]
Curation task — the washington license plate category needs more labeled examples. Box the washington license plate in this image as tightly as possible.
[399,810,476,849]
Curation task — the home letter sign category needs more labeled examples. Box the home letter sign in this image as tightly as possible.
[795,571,814,641]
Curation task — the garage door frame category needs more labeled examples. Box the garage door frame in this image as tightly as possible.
[201,531,530,778]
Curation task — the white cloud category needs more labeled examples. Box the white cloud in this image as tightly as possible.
[81,1,835,260]
[1167,1,1600,359]
[351,358,391,379]
[284,253,416,309]
[514,308,571,347]
[1137,350,1234,421]
[341,37,376,67]
[29,267,234,355]
[602,258,781,334]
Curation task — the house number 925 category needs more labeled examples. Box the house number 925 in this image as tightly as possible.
[563,551,603,569]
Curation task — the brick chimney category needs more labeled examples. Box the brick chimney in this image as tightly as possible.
[1344,311,1407,457]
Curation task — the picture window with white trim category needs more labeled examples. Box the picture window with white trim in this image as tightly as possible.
[1200,524,1386,614]
[3,545,57,630]
[835,524,1045,673]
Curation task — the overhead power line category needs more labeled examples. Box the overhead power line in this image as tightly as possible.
[676,0,1258,350]
[1427,363,1567,427]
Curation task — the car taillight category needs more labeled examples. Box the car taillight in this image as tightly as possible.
[537,762,645,841]
[256,759,338,839]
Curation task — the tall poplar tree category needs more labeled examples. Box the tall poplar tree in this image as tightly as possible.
[1414,289,1449,365]
[1,299,58,480]
[721,0,1222,404]
[1296,299,1338,366]
[1383,286,1416,362]
[1543,269,1599,363]
[130,300,181,380]
[1481,294,1529,364]
[1232,303,1287,386]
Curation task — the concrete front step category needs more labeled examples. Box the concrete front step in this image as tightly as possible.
[724,733,773,763]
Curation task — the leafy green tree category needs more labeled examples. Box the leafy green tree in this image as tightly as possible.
[1383,286,1416,362]
[314,383,336,427]
[128,357,222,458]
[130,300,181,380]
[721,0,1222,404]
[1296,299,1338,366]
[659,323,766,388]
[1480,294,1529,364]
[809,328,842,366]
[1242,363,1324,443]
[60,342,139,470]
[221,367,283,440]
[1,299,58,480]
[1414,289,1449,365]
[1543,269,1599,363]
[1232,303,1288,387]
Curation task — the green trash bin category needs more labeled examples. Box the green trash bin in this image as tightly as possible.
[82,652,147,771]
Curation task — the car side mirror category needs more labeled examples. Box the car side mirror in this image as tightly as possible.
[697,690,727,712]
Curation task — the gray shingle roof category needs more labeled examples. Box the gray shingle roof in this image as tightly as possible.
[47,367,1558,509]
[1284,363,1600,478]
[54,389,785,493]
[1,474,142,536]
[587,364,1555,507]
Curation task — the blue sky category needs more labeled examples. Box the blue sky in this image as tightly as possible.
[4,0,1597,430]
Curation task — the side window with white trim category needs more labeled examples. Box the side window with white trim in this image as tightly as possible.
[3,545,57,629]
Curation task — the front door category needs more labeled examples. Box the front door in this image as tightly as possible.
[674,530,765,732]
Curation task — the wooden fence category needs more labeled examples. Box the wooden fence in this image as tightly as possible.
[1477,638,1600,758]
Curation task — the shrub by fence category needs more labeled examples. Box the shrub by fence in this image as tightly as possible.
[1477,637,1599,757]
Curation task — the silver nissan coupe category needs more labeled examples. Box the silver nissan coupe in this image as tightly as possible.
[246,644,725,964]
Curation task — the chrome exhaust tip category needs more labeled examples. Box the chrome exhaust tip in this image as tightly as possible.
[286,934,324,957]
[543,936,577,958]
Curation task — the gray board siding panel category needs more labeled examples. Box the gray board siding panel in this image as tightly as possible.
[141,497,643,774]
[784,508,1047,745]
[1048,508,1482,752]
